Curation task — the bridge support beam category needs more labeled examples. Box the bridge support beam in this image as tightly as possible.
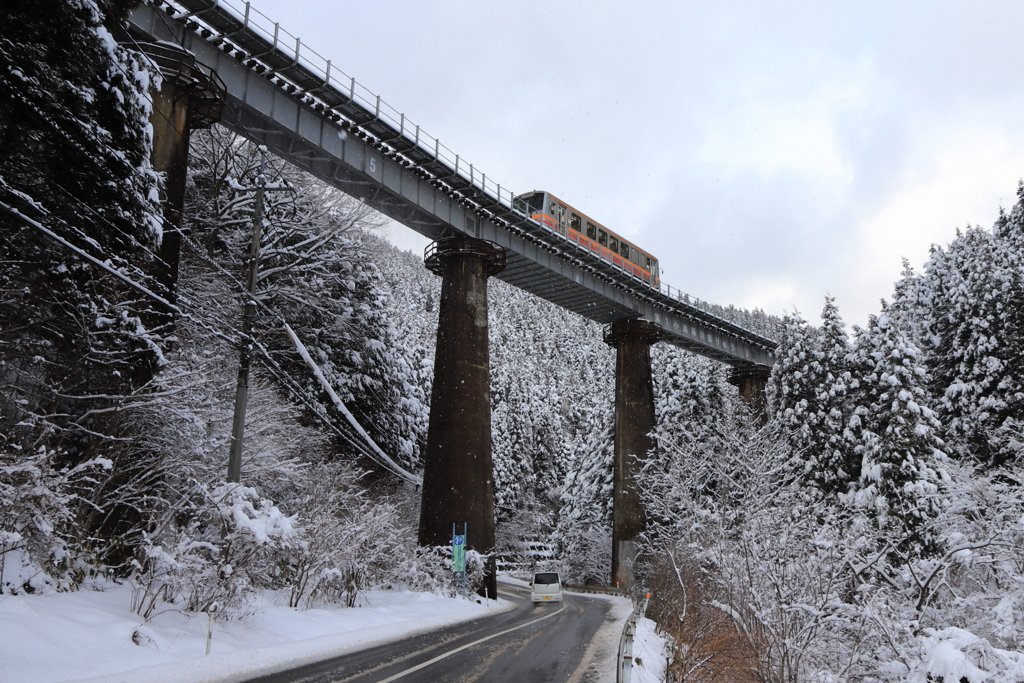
[138,43,224,312]
[728,364,772,425]
[604,319,663,592]
[419,236,505,600]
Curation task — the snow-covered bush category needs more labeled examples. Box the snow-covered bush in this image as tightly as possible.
[131,483,298,619]
[386,545,487,599]
[900,628,1024,683]
[284,463,410,609]
[0,448,115,593]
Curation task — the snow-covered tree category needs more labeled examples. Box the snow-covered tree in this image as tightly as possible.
[767,312,820,437]
[921,215,1024,468]
[843,311,948,557]
[185,128,424,471]
[805,296,856,492]
[653,345,726,442]
[552,400,615,585]
[0,0,166,586]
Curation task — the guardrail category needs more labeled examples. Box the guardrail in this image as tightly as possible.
[617,593,650,683]
[563,584,628,597]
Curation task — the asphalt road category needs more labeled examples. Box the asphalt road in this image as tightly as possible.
[246,583,613,683]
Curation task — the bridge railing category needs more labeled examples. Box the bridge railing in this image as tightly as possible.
[157,0,775,350]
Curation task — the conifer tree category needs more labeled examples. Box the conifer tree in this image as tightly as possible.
[1,0,159,252]
[653,346,725,440]
[0,0,165,581]
[843,312,947,555]
[889,259,933,348]
[922,217,1024,468]
[0,0,161,458]
[552,400,615,584]
[805,296,856,492]
[767,312,821,445]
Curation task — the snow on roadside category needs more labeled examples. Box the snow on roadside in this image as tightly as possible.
[563,590,633,683]
[630,616,669,683]
[560,592,668,683]
[0,583,512,683]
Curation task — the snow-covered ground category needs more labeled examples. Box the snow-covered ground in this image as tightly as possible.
[630,616,670,683]
[0,583,513,683]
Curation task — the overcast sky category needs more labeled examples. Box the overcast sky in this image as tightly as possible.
[247,0,1024,328]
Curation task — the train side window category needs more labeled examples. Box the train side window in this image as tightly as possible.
[609,237,619,253]
[586,222,597,240]
[598,230,608,246]
[570,213,581,232]
[621,244,631,261]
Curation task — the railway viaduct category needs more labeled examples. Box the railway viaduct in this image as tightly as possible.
[123,0,778,597]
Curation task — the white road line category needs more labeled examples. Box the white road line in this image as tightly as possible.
[376,603,567,682]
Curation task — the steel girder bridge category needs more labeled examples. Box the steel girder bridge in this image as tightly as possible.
[124,0,777,369]
[126,0,781,595]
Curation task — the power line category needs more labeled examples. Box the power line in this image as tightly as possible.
[1,196,421,484]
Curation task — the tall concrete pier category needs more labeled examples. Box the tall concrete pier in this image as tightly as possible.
[138,42,224,309]
[604,318,662,592]
[729,364,772,425]
[418,236,505,600]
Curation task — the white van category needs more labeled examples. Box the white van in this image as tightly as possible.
[530,571,563,604]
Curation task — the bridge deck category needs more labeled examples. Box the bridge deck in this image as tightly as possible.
[126,0,776,367]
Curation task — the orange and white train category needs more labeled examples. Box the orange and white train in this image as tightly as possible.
[513,191,660,287]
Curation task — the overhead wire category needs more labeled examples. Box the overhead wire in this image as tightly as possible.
[176,227,424,481]
[4,9,423,480]
[181,221,422,435]
[1,188,421,483]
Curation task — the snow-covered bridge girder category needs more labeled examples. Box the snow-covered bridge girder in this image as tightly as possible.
[123,0,777,367]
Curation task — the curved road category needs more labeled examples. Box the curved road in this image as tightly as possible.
[246,583,615,683]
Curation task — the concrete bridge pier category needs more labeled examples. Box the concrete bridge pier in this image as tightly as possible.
[418,236,505,600]
[728,364,772,425]
[137,43,224,312]
[604,318,663,592]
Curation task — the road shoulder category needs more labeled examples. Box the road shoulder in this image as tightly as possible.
[564,591,634,683]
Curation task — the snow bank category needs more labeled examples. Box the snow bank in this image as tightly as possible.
[631,616,670,683]
[902,627,1024,683]
[0,584,512,683]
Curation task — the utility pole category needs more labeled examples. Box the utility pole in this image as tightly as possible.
[227,147,286,483]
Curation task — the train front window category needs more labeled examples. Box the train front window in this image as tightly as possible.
[598,230,608,246]
[586,222,597,240]
[570,213,581,232]
[528,194,544,212]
